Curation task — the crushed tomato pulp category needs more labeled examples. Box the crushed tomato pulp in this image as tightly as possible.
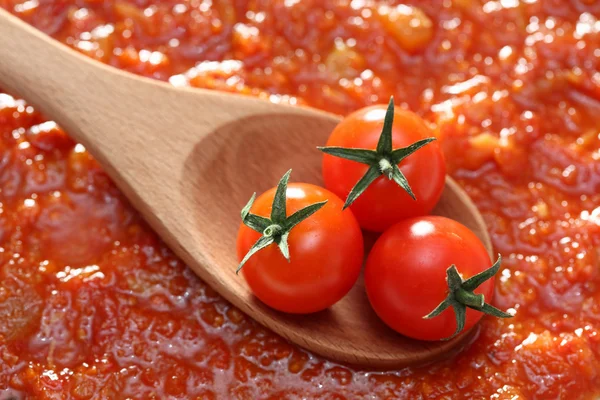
[1,0,600,399]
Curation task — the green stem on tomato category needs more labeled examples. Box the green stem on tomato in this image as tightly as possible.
[378,158,394,179]
[423,255,513,340]
[237,170,327,274]
[455,289,485,309]
[317,96,436,209]
[263,224,283,238]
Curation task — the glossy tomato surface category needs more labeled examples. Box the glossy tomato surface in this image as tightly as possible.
[236,183,363,314]
[322,105,446,232]
[365,216,494,341]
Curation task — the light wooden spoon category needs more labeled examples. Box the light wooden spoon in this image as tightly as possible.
[0,9,492,368]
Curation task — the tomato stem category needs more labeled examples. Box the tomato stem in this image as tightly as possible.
[264,224,283,237]
[455,289,485,309]
[423,255,513,340]
[318,96,436,209]
[237,170,328,274]
[378,158,394,179]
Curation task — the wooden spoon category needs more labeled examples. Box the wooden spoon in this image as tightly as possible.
[0,9,492,368]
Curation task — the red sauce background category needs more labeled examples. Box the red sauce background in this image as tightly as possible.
[0,0,599,398]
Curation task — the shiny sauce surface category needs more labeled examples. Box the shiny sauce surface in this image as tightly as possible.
[0,0,599,399]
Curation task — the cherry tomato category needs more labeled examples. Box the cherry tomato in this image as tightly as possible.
[322,104,446,232]
[237,183,364,314]
[365,216,497,341]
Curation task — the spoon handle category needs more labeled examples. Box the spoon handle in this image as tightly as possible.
[0,9,297,156]
[0,7,178,164]
[0,8,114,135]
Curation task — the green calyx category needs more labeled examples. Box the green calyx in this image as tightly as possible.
[423,255,514,340]
[318,96,436,209]
[237,170,327,274]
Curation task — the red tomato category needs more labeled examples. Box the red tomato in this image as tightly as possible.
[322,104,446,232]
[236,183,364,314]
[364,216,496,341]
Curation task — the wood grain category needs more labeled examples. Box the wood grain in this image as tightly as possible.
[0,9,492,368]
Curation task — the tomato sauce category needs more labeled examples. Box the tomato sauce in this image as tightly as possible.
[1,0,599,398]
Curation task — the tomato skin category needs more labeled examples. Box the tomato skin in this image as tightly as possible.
[322,105,446,232]
[236,183,364,314]
[364,216,494,341]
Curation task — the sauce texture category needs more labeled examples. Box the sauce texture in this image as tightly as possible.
[0,0,599,399]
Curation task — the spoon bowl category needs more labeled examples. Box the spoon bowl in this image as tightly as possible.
[0,9,491,367]
[183,113,488,367]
